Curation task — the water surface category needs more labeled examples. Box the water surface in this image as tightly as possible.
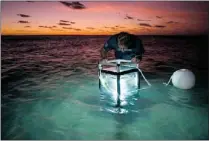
[1,35,208,140]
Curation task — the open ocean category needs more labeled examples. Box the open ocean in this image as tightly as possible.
[1,35,208,140]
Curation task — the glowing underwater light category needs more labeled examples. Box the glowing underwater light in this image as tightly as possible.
[100,69,139,105]
[98,59,142,107]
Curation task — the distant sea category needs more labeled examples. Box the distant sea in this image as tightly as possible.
[1,35,208,140]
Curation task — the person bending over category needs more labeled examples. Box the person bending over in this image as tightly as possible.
[100,32,145,63]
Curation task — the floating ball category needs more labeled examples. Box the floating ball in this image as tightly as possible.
[172,69,195,89]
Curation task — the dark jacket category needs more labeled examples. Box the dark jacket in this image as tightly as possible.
[103,33,145,60]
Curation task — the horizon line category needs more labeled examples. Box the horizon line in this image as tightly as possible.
[1,34,208,36]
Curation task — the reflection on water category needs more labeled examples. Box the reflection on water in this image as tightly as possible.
[169,88,192,104]
[167,86,208,109]
[1,35,208,140]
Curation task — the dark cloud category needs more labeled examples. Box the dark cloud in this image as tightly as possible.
[104,26,115,29]
[26,1,35,2]
[137,19,151,22]
[167,21,179,24]
[17,14,31,18]
[139,23,152,27]
[24,26,31,28]
[60,1,86,10]
[38,26,56,29]
[115,25,125,29]
[155,25,166,28]
[18,20,30,24]
[141,27,151,32]
[52,26,57,28]
[63,27,72,29]
[156,16,163,19]
[60,20,69,23]
[86,27,95,30]
[58,22,71,26]
[73,28,81,31]
[104,25,125,30]
[59,20,75,24]
[125,15,134,20]
[62,27,81,31]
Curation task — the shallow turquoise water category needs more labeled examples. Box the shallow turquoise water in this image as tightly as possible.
[2,75,208,140]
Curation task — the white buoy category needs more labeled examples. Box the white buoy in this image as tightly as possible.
[171,69,195,89]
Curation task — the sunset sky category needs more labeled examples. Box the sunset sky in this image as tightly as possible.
[1,1,209,35]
